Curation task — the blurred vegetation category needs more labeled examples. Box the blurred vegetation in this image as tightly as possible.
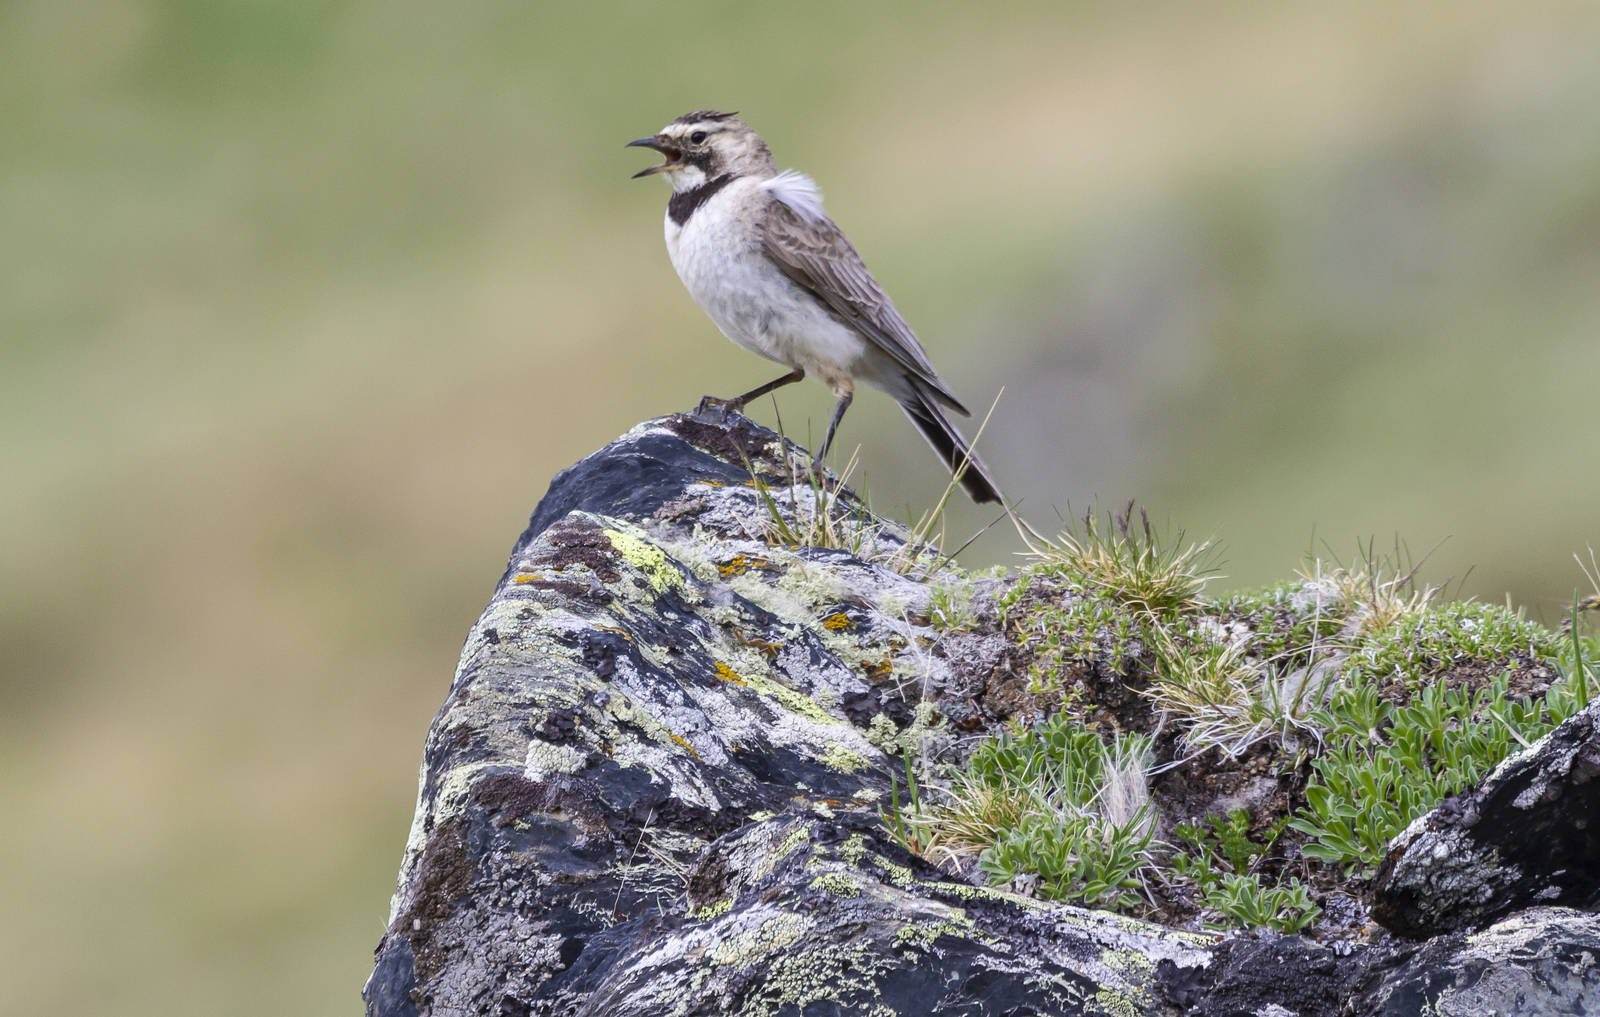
[2,2,1598,1013]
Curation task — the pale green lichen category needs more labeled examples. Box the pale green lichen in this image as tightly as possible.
[708,909,812,968]
[1098,947,1156,981]
[691,897,734,921]
[840,833,868,867]
[893,910,978,952]
[868,853,916,889]
[714,659,839,725]
[604,525,688,596]
[740,926,891,1017]
[1092,985,1148,1017]
[777,825,810,857]
[808,872,862,898]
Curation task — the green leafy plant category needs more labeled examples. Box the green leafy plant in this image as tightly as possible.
[1289,671,1583,869]
[1203,874,1320,934]
[1170,809,1319,933]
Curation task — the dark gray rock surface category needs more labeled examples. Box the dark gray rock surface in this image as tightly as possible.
[1372,699,1600,938]
[366,411,1600,1016]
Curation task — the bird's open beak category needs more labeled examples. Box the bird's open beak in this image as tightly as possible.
[627,135,681,179]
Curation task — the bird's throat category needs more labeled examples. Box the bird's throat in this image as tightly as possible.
[668,173,735,226]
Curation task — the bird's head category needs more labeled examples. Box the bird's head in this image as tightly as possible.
[627,110,774,190]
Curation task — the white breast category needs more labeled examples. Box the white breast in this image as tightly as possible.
[664,178,867,383]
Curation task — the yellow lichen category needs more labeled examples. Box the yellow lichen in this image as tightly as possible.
[603,526,684,595]
[713,660,749,687]
[691,897,733,920]
[714,660,838,725]
[511,572,541,585]
[821,611,853,631]
[668,732,701,760]
[718,552,772,578]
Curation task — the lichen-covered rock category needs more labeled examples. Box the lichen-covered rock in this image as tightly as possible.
[1371,699,1600,938]
[365,411,1600,1016]
[365,413,1215,1016]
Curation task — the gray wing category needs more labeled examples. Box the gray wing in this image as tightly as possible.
[760,199,970,415]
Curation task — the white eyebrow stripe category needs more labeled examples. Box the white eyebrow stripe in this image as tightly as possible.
[760,170,826,222]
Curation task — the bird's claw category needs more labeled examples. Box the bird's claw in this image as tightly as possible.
[808,458,834,492]
[696,395,743,417]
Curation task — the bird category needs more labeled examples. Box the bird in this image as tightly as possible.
[627,110,1004,504]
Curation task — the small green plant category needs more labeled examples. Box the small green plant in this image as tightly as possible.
[882,752,927,854]
[1289,671,1582,870]
[893,715,1158,911]
[1019,502,1218,620]
[1204,874,1320,934]
[928,576,978,631]
[1170,809,1319,933]
[1174,808,1281,875]
[972,722,1156,910]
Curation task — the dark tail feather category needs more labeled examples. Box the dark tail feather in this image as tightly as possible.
[899,391,1004,504]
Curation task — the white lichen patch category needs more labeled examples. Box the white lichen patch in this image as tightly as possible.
[524,740,587,781]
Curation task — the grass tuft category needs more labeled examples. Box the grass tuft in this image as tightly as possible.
[1020,502,1219,620]
[887,715,1158,910]
[1146,628,1338,758]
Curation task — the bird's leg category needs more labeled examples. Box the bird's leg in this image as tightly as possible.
[697,368,805,416]
[811,390,854,482]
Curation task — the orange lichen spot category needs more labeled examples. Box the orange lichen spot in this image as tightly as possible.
[669,732,702,760]
[718,552,772,578]
[862,658,893,682]
[821,612,853,632]
[512,573,542,585]
[713,661,749,687]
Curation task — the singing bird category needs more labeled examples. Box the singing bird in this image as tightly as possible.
[628,110,1003,503]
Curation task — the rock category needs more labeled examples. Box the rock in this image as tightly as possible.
[365,412,1215,1016]
[1371,699,1600,938]
[1355,908,1600,1016]
[366,411,1600,1016]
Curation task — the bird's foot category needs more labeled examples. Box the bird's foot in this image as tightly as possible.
[807,457,835,494]
[695,395,745,417]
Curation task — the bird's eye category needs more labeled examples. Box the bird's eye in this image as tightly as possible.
[690,130,708,144]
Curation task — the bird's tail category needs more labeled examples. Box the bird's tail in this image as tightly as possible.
[899,389,1004,504]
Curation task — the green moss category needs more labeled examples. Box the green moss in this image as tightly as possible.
[1343,600,1558,693]
[1214,581,1344,662]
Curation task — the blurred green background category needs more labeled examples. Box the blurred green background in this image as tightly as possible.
[4,2,1599,1013]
